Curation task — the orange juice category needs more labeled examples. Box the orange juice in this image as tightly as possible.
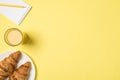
[4,28,28,46]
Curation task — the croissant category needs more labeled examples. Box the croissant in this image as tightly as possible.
[9,62,31,80]
[0,51,21,80]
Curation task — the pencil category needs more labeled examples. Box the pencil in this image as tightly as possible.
[0,3,25,8]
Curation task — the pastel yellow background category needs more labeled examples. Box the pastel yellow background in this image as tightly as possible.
[0,0,120,80]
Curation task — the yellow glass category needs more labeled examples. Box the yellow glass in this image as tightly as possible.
[4,28,28,46]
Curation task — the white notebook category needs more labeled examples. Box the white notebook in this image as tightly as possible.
[0,0,31,25]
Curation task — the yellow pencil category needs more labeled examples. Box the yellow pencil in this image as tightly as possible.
[0,3,25,8]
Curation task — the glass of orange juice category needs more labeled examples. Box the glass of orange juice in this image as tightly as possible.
[4,28,28,46]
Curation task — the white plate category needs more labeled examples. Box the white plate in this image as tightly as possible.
[0,50,36,80]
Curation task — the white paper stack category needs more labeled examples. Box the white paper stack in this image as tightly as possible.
[0,0,31,25]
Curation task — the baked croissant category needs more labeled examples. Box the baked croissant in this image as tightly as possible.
[0,51,21,80]
[9,62,31,80]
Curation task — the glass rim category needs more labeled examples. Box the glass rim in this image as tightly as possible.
[4,28,24,46]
